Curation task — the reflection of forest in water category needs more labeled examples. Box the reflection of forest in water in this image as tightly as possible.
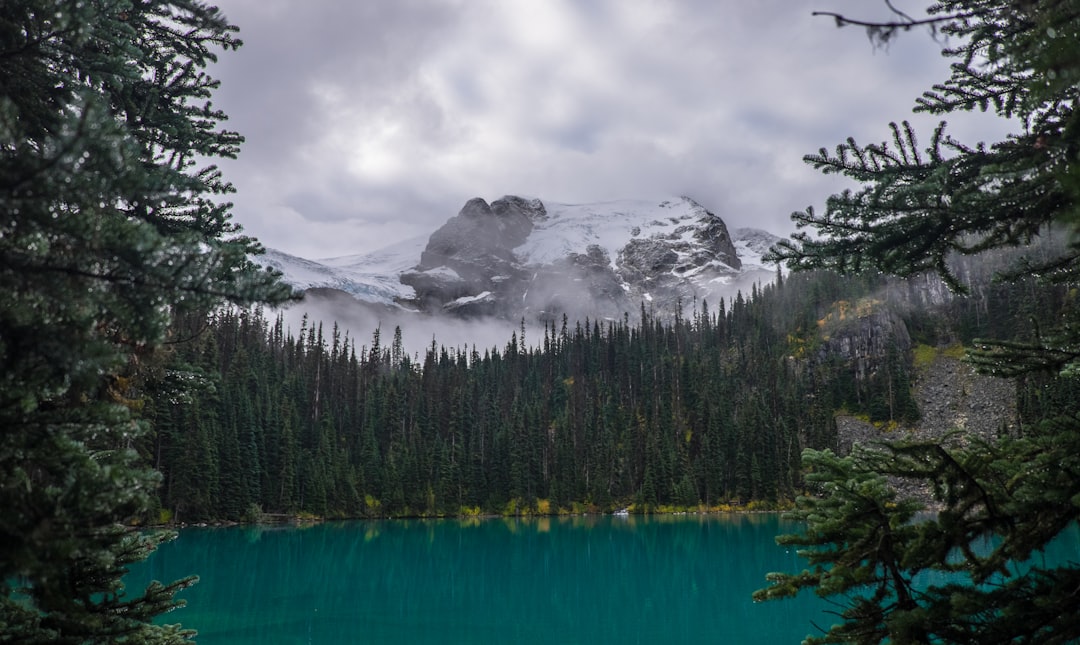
[128,514,826,644]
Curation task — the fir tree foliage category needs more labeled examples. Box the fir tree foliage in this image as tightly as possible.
[772,2,1080,297]
[151,267,929,523]
[0,1,290,641]
[758,3,1080,643]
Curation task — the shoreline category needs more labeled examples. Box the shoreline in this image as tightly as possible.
[150,503,797,530]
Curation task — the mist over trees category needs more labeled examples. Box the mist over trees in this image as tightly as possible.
[154,274,844,520]
[144,260,1061,522]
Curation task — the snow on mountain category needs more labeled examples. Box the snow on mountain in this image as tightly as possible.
[514,198,725,269]
[398,195,749,319]
[264,196,785,322]
[731,227,783,272]
[261,235,426,305]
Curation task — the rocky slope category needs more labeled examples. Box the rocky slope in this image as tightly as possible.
[835,347,1018,504]
[836,351,1018,453]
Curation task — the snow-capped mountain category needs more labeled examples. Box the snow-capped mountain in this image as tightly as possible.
[261,236,425,305]
[263,196,782,324]
[731,227,783,273]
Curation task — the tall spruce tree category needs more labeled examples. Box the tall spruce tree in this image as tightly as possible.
[757,2,1080,643]
[0,1,291,642]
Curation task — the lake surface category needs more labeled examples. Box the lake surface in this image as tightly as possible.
[125,514,833,644]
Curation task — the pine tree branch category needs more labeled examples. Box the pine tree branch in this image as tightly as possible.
[811,11,977,31]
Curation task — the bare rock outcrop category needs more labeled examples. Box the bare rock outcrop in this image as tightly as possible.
[815,305,911,382]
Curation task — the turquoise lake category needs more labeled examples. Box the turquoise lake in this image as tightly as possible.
[125,514,836,644]
[128,514,1080,643]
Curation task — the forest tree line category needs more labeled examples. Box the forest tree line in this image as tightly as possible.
[137,266,1065,522]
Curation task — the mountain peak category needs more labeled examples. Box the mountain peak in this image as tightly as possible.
[266,196,782,323]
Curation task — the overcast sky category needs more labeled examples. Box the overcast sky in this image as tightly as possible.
[206,0,1012,260]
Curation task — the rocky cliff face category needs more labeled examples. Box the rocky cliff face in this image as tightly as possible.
[401,196,541,315]
[814,302,912,382]
[412,196,539,282]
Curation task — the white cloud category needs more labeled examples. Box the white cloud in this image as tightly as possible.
[208,0,1017,258]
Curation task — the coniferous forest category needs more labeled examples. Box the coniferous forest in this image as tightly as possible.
[7,2,1080,642]
[136,264,1063,522]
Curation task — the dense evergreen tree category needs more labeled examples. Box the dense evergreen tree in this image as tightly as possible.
[0,1,290,641]
[153,263,933,522]
[757,3,1080,643]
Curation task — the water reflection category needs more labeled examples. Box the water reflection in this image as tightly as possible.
[129,514,829,644]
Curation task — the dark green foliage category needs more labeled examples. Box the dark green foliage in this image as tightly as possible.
[757,428,1080,644]
[157,252,1072,526]
[153,267,928,520]
[758,2,1080,643]
[1,1,290,641]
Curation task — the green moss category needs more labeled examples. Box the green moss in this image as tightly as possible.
[914,342,966,370]
[942,343,966,359]
[873,419,901,432]
[912,343,938,369]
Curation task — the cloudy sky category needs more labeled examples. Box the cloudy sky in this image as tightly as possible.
[205,0,1012,260]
